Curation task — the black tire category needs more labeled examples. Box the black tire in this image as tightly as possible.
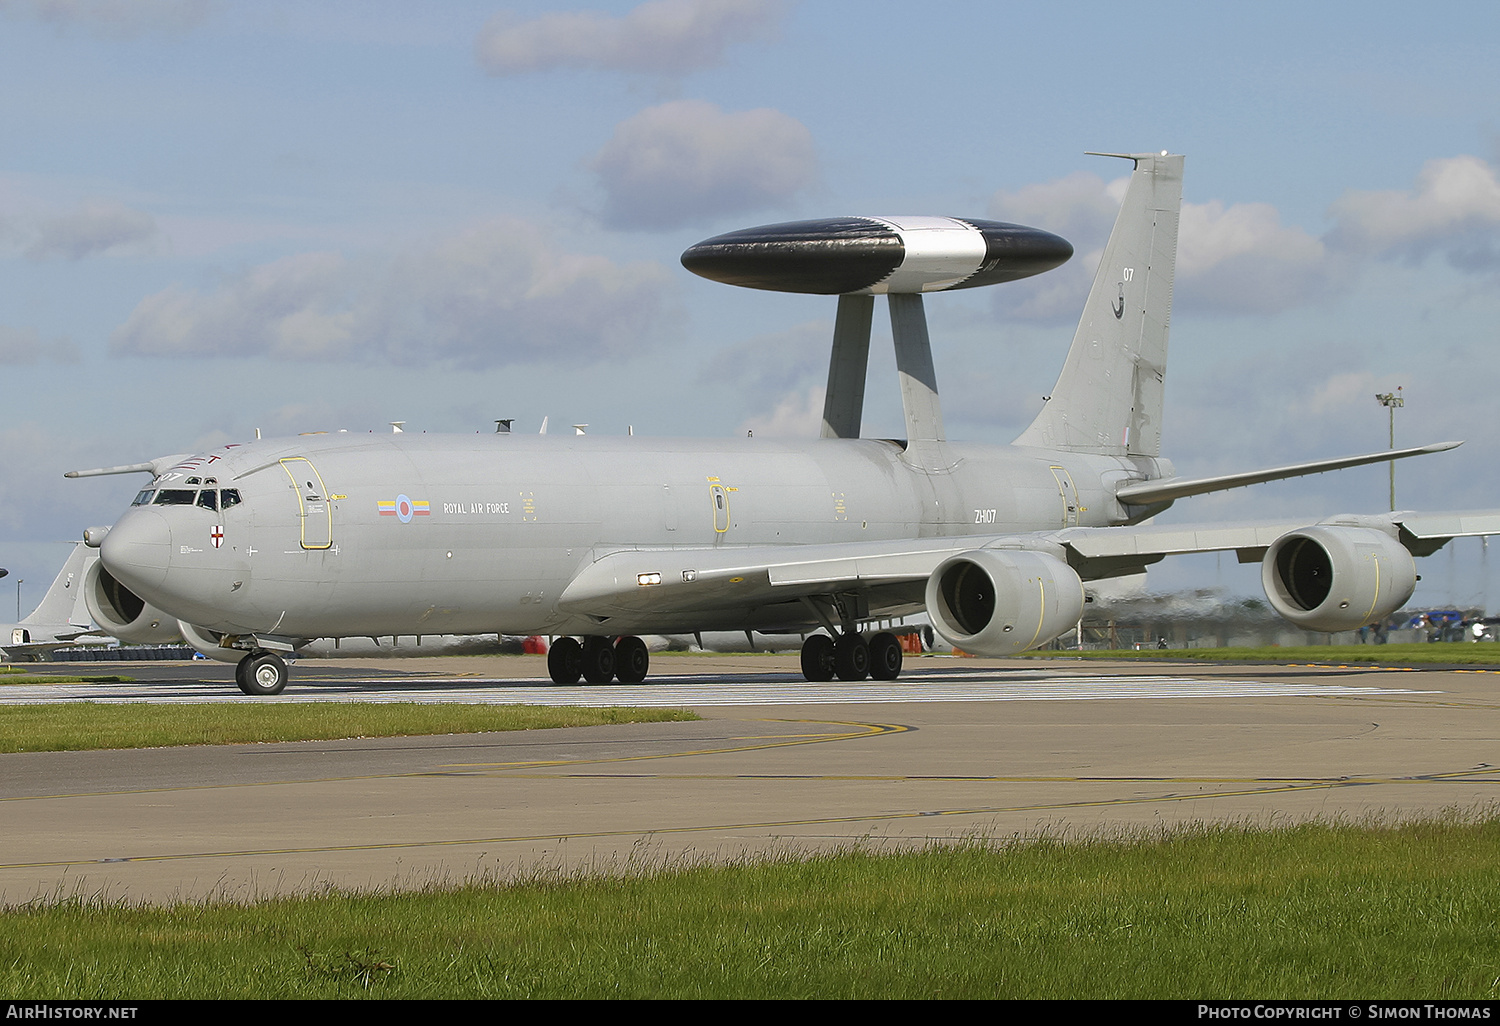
[800,633,836,682]
[581,636,615,684]
[236,650,288,696]
[834,632,870,681]
[547,636,583,684]
[869,631,903,681]
[614,636,650,683]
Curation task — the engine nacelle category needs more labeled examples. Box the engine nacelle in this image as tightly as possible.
[83,560,184,645]
[177,620,244,664]
[1261,525,1417,633]
[925,549,1085,656]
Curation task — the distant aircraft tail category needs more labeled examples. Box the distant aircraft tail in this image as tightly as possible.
[20,542,95,629]
[1015,151,1183,456]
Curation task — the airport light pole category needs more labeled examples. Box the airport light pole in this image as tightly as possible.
[1375,387,1403,511]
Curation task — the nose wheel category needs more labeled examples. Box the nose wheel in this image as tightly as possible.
[235,650,289,696]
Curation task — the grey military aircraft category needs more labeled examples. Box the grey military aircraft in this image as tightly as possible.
[1,542,107,661]
[70,152,1499,695]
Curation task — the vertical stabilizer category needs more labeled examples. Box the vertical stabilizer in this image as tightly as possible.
[1016,152,1182,456]
[20,542,95,629]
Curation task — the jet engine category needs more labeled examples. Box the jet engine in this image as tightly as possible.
[925,549,1085,656]
[83,560,184,645]
[176,620,244,664]
[1261,525,1417,632]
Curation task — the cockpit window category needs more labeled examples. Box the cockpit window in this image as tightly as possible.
[132,490,155,506]
[185,477,201,485]
[220,489,243,510]
[153,489,196,506]
[196,490,220,512]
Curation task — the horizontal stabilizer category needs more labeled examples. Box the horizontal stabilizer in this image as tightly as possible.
[1115,441,1462,506]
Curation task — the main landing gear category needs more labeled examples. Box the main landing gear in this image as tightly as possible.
[234,649,289,696]
[547,635,651,684]
[799,630,903,682]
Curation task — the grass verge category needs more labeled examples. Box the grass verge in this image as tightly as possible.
[4,817,1499,998]
[0,702,699,753]
[0,675,135,685]
[1019,642,1500,666]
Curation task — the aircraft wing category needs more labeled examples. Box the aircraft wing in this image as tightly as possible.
[1058,509,1500,565]
[558,536,990,618]
[558,509,1500,620]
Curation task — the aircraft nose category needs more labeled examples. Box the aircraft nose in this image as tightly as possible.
[100,509,173,593]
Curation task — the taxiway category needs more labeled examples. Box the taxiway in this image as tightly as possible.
[3,654,1496,904]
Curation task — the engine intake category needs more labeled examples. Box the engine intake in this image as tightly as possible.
[83,560,184,644]
[1261,525,1416,632]
[925,549,1085,656]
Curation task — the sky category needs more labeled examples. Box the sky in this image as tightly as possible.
[3,0,1500,617]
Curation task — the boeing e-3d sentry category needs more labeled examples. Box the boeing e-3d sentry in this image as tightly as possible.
[71,152,1500,695]
[1,542,107,661]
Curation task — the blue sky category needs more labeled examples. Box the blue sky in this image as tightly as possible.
[3,0,1499,614]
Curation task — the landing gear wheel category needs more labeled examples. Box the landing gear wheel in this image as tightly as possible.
[581,636,616,684]
[547,637,583,684]
[614,636,650,683]
[236,650,288,696]
[869,631,903,681]
[834,632,870,681]
[800,633,836,682]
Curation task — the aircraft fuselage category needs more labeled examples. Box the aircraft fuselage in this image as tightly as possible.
[99,433,1168,640]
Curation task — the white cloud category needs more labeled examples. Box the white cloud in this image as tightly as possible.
[0,0,208,35]
[988,170,1337,320]
[989,171,1123,254]
[23,200,157,260]
[698,319,829,397]
[1175,199,1338,313]
[0,324,78,364]
[589,100,816,230]
[986,172,1121,321]
[737,385,823,438]
[111,220,676,366]
[475,0,784,77]
[0,422,119,538]
[1328,155,1500,270]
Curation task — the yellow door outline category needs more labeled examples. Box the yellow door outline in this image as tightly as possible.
[707,476,736,534]
[1049,466,1080,529]
[280,457,333,550]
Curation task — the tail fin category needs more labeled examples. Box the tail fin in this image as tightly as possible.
[1015,151,1182,456]
[20,542,95,629]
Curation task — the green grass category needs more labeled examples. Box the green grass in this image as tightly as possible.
[0,672,135,685]
[0,702,699,753]
[4,817,1500,998]
[1021,642,1500,665]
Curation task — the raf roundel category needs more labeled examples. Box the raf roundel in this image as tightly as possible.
[378,495,430,523]
[681,216,1073,295]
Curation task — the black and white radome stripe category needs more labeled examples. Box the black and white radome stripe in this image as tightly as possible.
[681,216,1072,295]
